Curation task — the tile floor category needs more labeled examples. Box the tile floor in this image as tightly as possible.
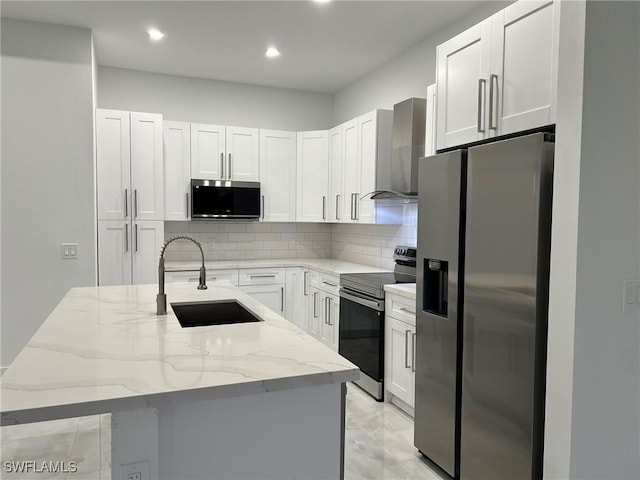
[0,384,446,480]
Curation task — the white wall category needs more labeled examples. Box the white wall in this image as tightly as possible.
[332,1,510,124]
[1,19,96,369]
[98,67,333,131]
[568,2,640,478]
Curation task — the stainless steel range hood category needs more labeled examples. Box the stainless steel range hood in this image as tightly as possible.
[369,98,425,200]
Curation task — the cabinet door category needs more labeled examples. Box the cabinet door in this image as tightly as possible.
[130,112,164,221]
[226,126,259,181]
[191,123,225,180]
[132,220,164,285]
[97,220,132,286]
[308,287,321,338]
[285,267,307,330]
[342,120,359,223]
[259,129,296,222]
[328,126,343,223]
[240,284,285,316]
[425,84,437,157]
[319,293,339,351]
[387,317,415,405]
[296,131,329,222]
[357,111,378,224]
[436,19,492,149]
[490,0,557,135]
[329,294,340,351]
[96,109,131,221]
[164,121,191,221]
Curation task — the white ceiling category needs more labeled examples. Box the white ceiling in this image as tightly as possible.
[2,1,491,93]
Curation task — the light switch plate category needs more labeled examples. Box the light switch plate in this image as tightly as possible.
[623,280,640,312]
[60,243,78,259]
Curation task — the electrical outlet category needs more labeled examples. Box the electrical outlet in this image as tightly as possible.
[120,460,149,480]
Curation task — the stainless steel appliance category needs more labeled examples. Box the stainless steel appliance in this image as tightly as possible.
[414,132,554,480]
[339,247,416,400]
[191,179,261,219]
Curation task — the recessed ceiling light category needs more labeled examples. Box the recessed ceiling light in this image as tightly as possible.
[314,0,332,3]
[148,28,164,41]
[265,46,281,58]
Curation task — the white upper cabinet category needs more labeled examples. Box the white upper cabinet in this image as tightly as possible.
[436,19,492,150]
[490,0,557,135]
[190,124,259,181]
[190,123,225,180]
[96,109,163,221]
[226,126,259,182]
[296,131,329,223]
[341,119,359,222]
[436,0,558,149]
[130,112,164,221]
[164,121,191,221]
[259,129,297,222]
[425,84,437,157]
[96,109,131,221]
[328,126,344,223]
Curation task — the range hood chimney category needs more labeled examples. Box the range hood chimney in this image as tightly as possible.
[370,97,425,200]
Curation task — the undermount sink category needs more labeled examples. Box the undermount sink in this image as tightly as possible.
[171,300,263,328]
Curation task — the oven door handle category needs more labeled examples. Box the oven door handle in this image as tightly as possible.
[339,290,384,311]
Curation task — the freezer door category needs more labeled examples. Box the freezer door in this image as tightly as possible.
[461,133,553,480]
[414,150,465,478]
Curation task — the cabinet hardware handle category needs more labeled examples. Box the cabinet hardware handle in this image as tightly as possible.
[336,195,340,220]
[280,286,284,313]
[322,196,326,220]
[399,307,416,315]
[313,292,318,318]
[489,74,498,131]
[134,189,138,218]
[134,224,138,252]
[228,153,232,179]
[325,297,329,325]
[186,192,189,218]
[405,330,412,368]
[354,192,359,220]
[412,332,417,372]
[249,274,277,279]
[327,297,332,326]
[124,189,128,217]
[351,193,358,220]
[322,281,337,287]
[477,78,487,133]
[124,223,129,252]
[303,271,308,296]
[220,152,224,179]
[261,195,265,220]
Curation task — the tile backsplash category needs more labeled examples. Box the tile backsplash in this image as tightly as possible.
[164,221,332,262]
[331,203,417,270]
[164,203,417,270]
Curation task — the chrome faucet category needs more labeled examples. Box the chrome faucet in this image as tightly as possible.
[157,235,207,315]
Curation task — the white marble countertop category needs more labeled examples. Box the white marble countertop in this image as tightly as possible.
[165,258,389,277]
[384,283,417,300]
[0,282,359,426]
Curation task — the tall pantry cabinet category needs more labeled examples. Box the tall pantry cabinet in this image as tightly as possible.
[96,109,164,286]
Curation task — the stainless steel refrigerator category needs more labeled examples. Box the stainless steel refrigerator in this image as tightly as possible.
[414,132,554,480]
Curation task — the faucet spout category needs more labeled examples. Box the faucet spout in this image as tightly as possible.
[156,235,207,315]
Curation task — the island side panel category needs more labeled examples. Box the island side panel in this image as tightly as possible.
[157,382,345,480]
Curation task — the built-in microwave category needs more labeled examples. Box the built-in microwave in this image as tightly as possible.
[190,179,261,219]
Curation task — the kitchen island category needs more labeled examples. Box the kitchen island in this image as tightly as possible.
[0,281,359,479]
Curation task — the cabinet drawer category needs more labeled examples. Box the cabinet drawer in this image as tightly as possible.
[309,270,339,295]
[166,268,238,286]
[386,294,417,326]
[238,267,286,286]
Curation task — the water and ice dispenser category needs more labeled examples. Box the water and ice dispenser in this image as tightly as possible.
[423,258,448,317]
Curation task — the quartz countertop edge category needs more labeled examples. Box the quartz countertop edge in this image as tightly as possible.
[384,283,417,299]
[164,258,390,276]
[0,281,359,426]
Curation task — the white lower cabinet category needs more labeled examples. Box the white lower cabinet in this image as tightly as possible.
[239,284,285,316]
[385,294,416,415]
[308,286,322,339]
[319,292,339,352]
[285,267,307,331]
[97,220,163,286]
